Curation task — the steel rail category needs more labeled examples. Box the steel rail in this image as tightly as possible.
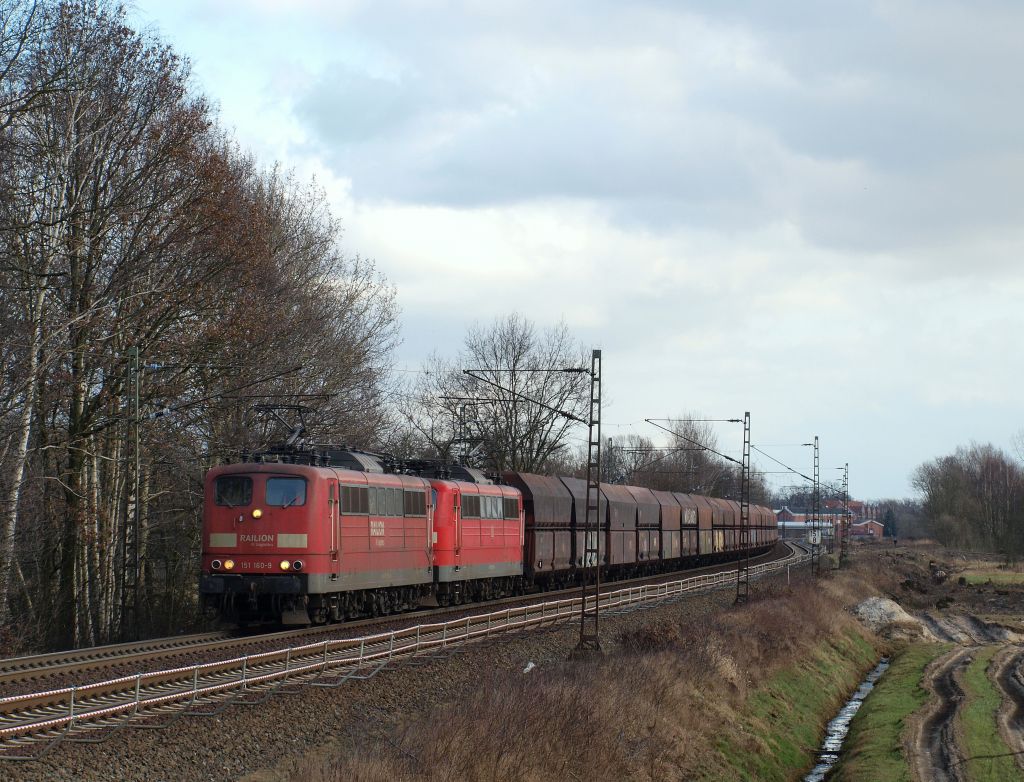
[0,545,791,689]
[0,632,235,686]
[0,547,811,757]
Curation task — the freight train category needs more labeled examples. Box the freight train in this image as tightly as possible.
[199,449,778,625]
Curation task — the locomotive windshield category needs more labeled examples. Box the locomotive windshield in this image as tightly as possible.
[267,477,307,507]
[215,476,252,507]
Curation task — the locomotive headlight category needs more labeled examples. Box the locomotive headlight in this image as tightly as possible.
[211,559,222,570]
[252,508,263,519]
[224,559,235,570]
[279,560,291,571]
[292,560,303,571]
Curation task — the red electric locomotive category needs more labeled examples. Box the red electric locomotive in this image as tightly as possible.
[430,477,524,605]
[202,461,437,624]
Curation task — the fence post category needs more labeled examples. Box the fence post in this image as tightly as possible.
[132,675,141,715]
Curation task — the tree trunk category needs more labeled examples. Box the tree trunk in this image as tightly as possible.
[0,285,45,623]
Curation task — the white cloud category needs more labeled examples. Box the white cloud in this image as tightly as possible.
[131,0,1024,497]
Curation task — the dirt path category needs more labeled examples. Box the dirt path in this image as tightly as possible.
[912,648,973,782]
[917,612,1020,645]
[994,645,1024,771]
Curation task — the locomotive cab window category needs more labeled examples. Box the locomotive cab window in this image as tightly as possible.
[462,495,480,518]
[266,477,306,507]
[403,490,427,517]
[367,486,406,516]
[341,485,369,514]
[215,476,252,507]
[386,487,402,517]
[485,496,501,519]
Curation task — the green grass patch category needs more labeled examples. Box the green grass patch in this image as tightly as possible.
[961,646,1024,781]
[835,642,949,782]
[963,571,1024,585]
[714,628,879,781]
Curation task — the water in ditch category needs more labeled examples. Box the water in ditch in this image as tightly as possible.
[803,657,890,782]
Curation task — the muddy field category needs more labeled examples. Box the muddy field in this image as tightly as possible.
[849,546,1024,781]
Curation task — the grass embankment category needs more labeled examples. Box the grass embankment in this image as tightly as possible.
[963,571,1024,585]
[834,643,947,781]
[961,646,1024,781]
[297,566,887,782]
[718,628,877,781]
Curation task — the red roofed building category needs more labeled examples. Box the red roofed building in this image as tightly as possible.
[850,520,885,540]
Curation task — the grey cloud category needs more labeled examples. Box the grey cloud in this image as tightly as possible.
[134,0,1024,498]
[290,1,1024,270]
[298,67,427,144]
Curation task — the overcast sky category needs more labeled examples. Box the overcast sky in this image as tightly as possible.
[132,0,1024,500]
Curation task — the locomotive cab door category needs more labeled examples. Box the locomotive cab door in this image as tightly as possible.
[328,478,340,581]
[453,488,462,571]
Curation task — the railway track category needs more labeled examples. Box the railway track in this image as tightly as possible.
[0,633,235,689]
[0,544,796,695]
[0,543,810,758]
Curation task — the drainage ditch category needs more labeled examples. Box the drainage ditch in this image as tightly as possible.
[804,657,891,782]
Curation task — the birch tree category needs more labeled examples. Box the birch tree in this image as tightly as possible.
[0,2,401,651]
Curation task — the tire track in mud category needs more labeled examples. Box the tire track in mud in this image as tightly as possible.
[994,646,1024,771]
[915,648,972,782]
[918,613,970,644]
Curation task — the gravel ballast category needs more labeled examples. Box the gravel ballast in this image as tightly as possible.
[3,567,812,782]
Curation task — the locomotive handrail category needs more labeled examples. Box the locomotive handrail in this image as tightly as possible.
[0,550,811,744]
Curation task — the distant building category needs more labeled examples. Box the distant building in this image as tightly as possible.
[850,520,885,540]
[775,506,837,525]
[776,506,802,522]
[776,518,835,541]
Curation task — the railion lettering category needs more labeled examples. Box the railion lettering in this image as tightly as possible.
[240,534,274,543]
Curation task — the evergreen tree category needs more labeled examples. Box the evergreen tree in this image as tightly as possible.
[882,507,897,538]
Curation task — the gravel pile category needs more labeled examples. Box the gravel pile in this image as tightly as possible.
[852,596,936,641]
[4,569,807,782]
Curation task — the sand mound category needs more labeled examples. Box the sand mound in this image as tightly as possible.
[853,597,937,641]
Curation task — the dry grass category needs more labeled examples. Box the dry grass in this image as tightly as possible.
[297,566,886,782]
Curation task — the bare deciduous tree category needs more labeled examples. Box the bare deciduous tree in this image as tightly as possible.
[0,1,400,651]
[913,443,1024,556]
[406,314,590,473]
